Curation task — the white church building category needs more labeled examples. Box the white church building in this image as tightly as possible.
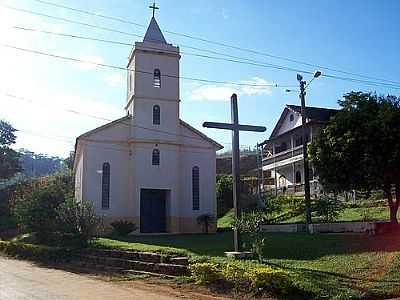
[73,14,223,234]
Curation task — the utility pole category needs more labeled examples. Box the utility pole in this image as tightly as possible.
[298,75,312,228]
[203,94,266,253]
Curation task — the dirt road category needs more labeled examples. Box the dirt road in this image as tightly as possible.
[0,256,225,300]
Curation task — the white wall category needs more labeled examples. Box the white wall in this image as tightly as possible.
[277,110,302,135]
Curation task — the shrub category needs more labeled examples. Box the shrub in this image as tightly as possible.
[0,240,77,262]
[221,262,248,288]
[110,220,137,236]
[56,199,101,246]
[190,262,220,284]
[233,211,265,262]
[244,266,291,293]
[12,183,66,242]
[196,214,215,234]
[314,194,345,223]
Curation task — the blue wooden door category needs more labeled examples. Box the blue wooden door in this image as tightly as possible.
[140,189,166,233]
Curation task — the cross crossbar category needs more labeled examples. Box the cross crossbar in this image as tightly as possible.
[203,122,266,132]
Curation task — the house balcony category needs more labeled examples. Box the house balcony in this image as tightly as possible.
[262,145,304,171]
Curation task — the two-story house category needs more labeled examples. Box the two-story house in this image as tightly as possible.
[261,105,338,194]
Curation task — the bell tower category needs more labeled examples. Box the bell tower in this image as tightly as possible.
[125,7,180,140]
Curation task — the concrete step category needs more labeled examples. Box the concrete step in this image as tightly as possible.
[82,248,188,265]
[79,254,189,276]
[69,260,126,274]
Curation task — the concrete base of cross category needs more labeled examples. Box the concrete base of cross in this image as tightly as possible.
[224,251,253,259]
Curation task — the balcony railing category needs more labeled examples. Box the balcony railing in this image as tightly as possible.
[263,145,304,166]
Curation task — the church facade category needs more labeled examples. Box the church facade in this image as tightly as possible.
[73,16,223,234]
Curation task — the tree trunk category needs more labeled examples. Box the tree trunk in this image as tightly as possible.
[385,183,399,224]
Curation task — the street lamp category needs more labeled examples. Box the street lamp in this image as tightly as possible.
[290,71,321,231]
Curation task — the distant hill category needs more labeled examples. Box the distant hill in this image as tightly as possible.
[18,149,64,178]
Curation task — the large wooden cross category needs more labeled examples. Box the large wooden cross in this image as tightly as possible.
[203,94,266,253]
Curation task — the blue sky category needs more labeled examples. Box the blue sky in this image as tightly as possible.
[0,0,399,157]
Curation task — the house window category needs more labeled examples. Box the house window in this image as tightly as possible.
[153,105,160,125]
[101,162,110,209]
[153,69,161,88]
[192,166,200,210]
[152,149,160,165]
[289,114,294,122]
[295,171,302,184]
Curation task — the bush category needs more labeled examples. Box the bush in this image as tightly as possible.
[233,211,265,262]
[12,183,66,242]
[0,240,77,262]
[314,194,345,223]
[196,214,215,234]
[190,262,220,284]
[56,199,101,247]
[110,220,137,236]
[244,266,291,293]
[222,262,248,289]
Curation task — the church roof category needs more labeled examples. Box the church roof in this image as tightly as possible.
[180,119,224,150]
[143,17,167,44]
[269,104,339,139]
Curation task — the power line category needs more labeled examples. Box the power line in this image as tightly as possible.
[10,25,313,76]
[25,0,400,86]
[5,4,400,89]
[2,42,400,91]
[0,43,292,88]
[0,91,256,148]
[17,129,74,144]
[11,26,312,76]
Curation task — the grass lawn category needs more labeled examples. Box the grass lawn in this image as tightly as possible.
[94,232,400,299]
[283,206,399,224]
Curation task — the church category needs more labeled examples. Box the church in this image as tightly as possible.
[73,11,223,234]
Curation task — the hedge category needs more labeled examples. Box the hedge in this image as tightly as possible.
[190,261,294,295]
[0,241,78,262]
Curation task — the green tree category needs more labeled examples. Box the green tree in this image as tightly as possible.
[309,92,400,223]
[13,180,67,242]
[0,120,21,180]
[216,175,233,217]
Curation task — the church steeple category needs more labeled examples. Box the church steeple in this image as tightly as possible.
[143,17,167,44]
[143,2,167,44]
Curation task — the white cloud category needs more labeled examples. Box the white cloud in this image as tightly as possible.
[240,77,273,95]
[191,85,238,101]
[189,77,273,101]
[73,55,104,70]
[105,73,124,87]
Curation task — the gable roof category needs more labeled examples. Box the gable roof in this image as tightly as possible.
[269,104,339,139]
[76,116,130,140]
[180,119,224,150]
[286,105,338,122]
[143,17,167,44]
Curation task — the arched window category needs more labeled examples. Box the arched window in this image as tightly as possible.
[152,149,160,165]
[192,166,200,210]
[153,105,160,125]
[153,69,161,88]
[102,162,110,209]
[289,114,294,122]
[295,171,302,184]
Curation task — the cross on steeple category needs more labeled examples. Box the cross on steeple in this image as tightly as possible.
[149,2,159,18]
